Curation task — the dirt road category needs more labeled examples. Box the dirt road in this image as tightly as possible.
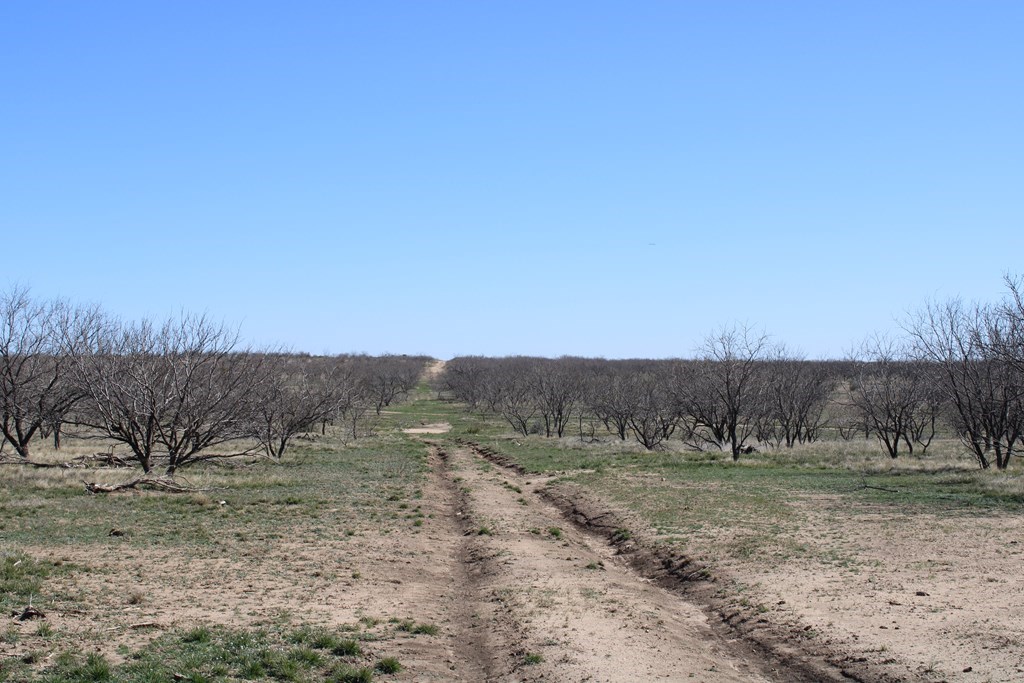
[414,440,789,682]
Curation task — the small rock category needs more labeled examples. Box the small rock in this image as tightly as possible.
[963,666,973,673]
[915,591,929,596]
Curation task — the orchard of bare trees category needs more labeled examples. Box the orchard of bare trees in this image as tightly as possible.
[0,286,429,475]
[440,278,1024,471]
[439,336,839,460]
[5,276,1024,475]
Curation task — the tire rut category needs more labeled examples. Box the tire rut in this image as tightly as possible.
[441,442,781,682]
[459,439,926,683]
[429,445,496,681]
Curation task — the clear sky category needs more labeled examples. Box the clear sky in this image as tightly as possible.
[2,2,1022,359]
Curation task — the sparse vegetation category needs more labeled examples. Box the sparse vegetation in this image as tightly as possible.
[0,625,396,683]
[374,657,402,674]
[5,278,1024,682]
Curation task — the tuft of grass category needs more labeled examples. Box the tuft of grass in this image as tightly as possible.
[523,652,544,665]
[43,652,112,682]
[375,657,402,674]
[395,619,439,636]
[331,639,362,657]
[287,645,323,666]
[327,664,374,683]
[547,527,562,539]
[181,626,212,644]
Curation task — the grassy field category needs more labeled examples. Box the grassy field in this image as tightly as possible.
[0,418,430,682]
[431,399,1024,569]
[5,384,1024,682]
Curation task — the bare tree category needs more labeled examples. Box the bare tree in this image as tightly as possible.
[678,325,772,460]
[907,297,1024,469]
[589,368,636,441]
[0,288,89,459]
[353,354,425,415]
[70,314,264,475]
[531,359,585,438]
[847,336,937,459]
[625,371,678,450]
[760,353,835,448]
[440,356,487,409]
[251,355,343,460]
[492,359,538,436]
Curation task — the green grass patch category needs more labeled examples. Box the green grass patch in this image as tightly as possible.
[9,625,391,683]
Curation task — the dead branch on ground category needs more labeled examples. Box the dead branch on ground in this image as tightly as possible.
[84,476,221,494]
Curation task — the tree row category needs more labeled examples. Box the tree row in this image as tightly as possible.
[438,277,1024,470]
[0,287,429,473]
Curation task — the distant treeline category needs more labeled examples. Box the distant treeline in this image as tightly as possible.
[437,277,1024,470]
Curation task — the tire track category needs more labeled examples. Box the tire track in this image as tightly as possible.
[441,442,779,682]
[460,439,924,683]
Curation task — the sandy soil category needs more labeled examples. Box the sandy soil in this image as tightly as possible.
[432,442,778,681]
[402,423,452,434]
[13,436,792,682]
[728,500,1024,683]
[16,417,1017,682]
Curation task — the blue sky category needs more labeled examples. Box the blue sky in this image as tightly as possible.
[2,2,1021,359]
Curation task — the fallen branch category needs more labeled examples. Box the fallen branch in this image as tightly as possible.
[84,476,220,494]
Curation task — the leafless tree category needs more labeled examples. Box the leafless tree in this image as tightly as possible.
[440,356,488,409]
[759,353,835,448]
[624,371,678,450]
[847,336,938,459]
[589,368,636,440]
[0,288,91,459]
[352,354,425,415]
[489,358,538,436]
[531,359,585,438]
[907,296,1024,469]
[677,325,772,460]
[250,355,345,459]
[70,314,265,475]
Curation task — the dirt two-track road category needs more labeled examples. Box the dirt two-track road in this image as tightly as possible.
[376,429,868,683]
[420,439,769,682]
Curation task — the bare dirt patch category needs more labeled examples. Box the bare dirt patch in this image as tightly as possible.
[524,460,1024,683]
[738,500,1024,683]
[402,423,452,434]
